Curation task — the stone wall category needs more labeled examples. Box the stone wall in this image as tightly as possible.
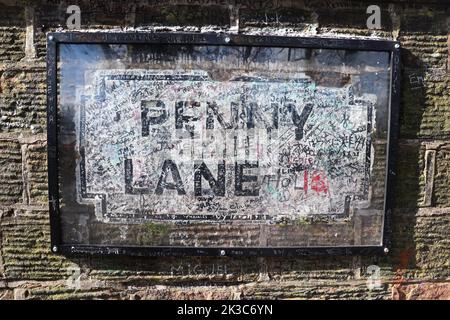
[0,0,449,300]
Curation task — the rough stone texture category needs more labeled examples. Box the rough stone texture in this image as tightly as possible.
[0,0,449,300]
[0,136,22,205]
[20,136,47,205]
[0,3,25,63]
[434,144,450,206]
[0,63,46,132]
[392,282,450,300]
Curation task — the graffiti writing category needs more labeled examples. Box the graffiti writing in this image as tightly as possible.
[77,70,375,222]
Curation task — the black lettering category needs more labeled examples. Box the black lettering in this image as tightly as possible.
[124,158,134,194]
[271,102,279,130]
[124,159,150,194]
[235,161,259,196]
[289,103,313,140]
[141,100,167,136]
[155,160,186,195]
[206,102,237,130]
[175,101,200,136]
[194,161,226,196]
[244,102,256,129]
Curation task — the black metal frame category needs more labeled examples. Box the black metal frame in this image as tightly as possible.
[47,32,401,257]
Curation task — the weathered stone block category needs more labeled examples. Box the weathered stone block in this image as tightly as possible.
[0,288,14,300]
[0,137,22,205]
[0,4,25,62]
[316,8,393,31]
[0,64,46,132]
[414,215,450,277]
[1,208,68,280]
[400,65,449,138]
[394,142,425,208]
[240,7,315,29]
[401,11,448,35]
[22,139,47,205]
[434,145,450,206]
[393,282,450,300]
[0,27,25,63]
[135,5,230,28]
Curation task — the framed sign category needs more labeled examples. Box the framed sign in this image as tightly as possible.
[47,32,400,256]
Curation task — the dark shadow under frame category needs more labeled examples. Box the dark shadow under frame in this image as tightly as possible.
[46,32,401,257]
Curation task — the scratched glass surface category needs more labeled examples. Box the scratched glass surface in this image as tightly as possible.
[57,43,391,247]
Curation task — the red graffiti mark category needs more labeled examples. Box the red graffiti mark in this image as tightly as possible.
[304,170,308,194]
[311,171,329,194]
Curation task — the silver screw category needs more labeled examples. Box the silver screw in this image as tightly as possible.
[52,245,58,253]
[224,36,231,43]
[383,247,389,253]
[394,43,400,49]
[220,250,226,256]
[48,35,53,41]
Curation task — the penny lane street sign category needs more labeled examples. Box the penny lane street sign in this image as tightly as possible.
[47,33,400,256]
[88,72,365,219]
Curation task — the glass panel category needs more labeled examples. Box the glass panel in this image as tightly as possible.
[57,43,391,248]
